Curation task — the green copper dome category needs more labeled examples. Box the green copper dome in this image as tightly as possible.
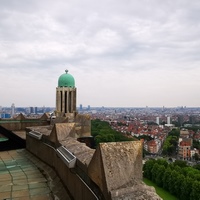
[58,70,75,87]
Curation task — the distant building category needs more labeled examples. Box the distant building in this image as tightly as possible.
[55,69,76,117]
[156,117,160,125]
[11,103,15,117]
[30,107,35,114]
[178,138,192,160]
[147,140,158,154]
[167,116,171,124]
[35,107,38,114]
[178,115,184,126]
[1,113,11,119]
[180,128,190,138]
[189,115,196,125]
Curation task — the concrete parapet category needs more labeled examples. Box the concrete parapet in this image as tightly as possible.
[0,113,49,131]
[26,133,99,200]
[26,123,161,200]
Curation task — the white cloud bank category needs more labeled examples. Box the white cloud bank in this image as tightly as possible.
[0,0,200,107]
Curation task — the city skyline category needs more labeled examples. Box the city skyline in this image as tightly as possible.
[1,1,200,107]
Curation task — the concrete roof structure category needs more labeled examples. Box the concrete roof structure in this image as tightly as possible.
[0,149,70,199]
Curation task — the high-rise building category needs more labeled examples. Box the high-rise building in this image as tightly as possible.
[11,103,15,117]
[56,70,76,117]
[167,116,171,124]
[30,107,34,114]
[80,104,83,110]
[189,115,196,125]
[35,107,38,114]
[156,117,159,125]
[178,115,184,126]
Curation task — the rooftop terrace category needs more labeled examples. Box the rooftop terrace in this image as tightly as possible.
[0,149,70,200]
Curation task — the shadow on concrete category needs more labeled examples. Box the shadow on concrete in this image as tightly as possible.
[0,125,26,151]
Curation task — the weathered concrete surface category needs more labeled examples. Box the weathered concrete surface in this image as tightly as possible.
[111,181,162,200]
[88,141,143,199]
[0,113,49,131]
[75,114,91,137]
[49,123,75,144]
[12,131,26,139]
[60,137,95,168]
[88,141,161,200]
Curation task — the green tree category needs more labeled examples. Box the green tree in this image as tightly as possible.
[162,136,178,156]
[155,165,165,187]
[193,164,200,171]
[174,165,182,173]
[193,153,199,161]
[169,170,179,195]
[193,140,200,149]
[151,163,159,183]
[180,177,193,200]
[173,160,187,168]
[143,159,156,180]
[169,128,180,137]
[91,119,135,146]
[175,174,185,199]
[162,167,172,191]
[156,158,168,168]
[190,181,200,200]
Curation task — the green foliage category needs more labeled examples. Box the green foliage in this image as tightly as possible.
[175,174,185,199]
[190,180,200,200]
[193,153,199,161]
[180,177,193,200]
[156,159,168,168]
[155,165,165,187]
[193,140,200,149]
[162,136,177,156]
[169,128,180,137]
[143,178,178,200]
[143,158,200,199]
[173,160,187,168]
[151,163,159,183]
[162,129,180,156]
[143,159,155,180]
[91,119,134,146]
[193,164,200,170]
[162,167,172,191]
[169,170,179,195]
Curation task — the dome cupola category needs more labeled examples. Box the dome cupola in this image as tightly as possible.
[58,70,75,87]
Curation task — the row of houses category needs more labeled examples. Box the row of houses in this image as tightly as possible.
[110,120,169,154]
[99,118,200,157]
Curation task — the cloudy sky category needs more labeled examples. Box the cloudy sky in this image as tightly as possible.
[1,0,200,108]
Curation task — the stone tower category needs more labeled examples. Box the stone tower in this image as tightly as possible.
[55,70,77,117]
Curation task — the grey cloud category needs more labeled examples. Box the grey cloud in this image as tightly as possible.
[1,0,200,106]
